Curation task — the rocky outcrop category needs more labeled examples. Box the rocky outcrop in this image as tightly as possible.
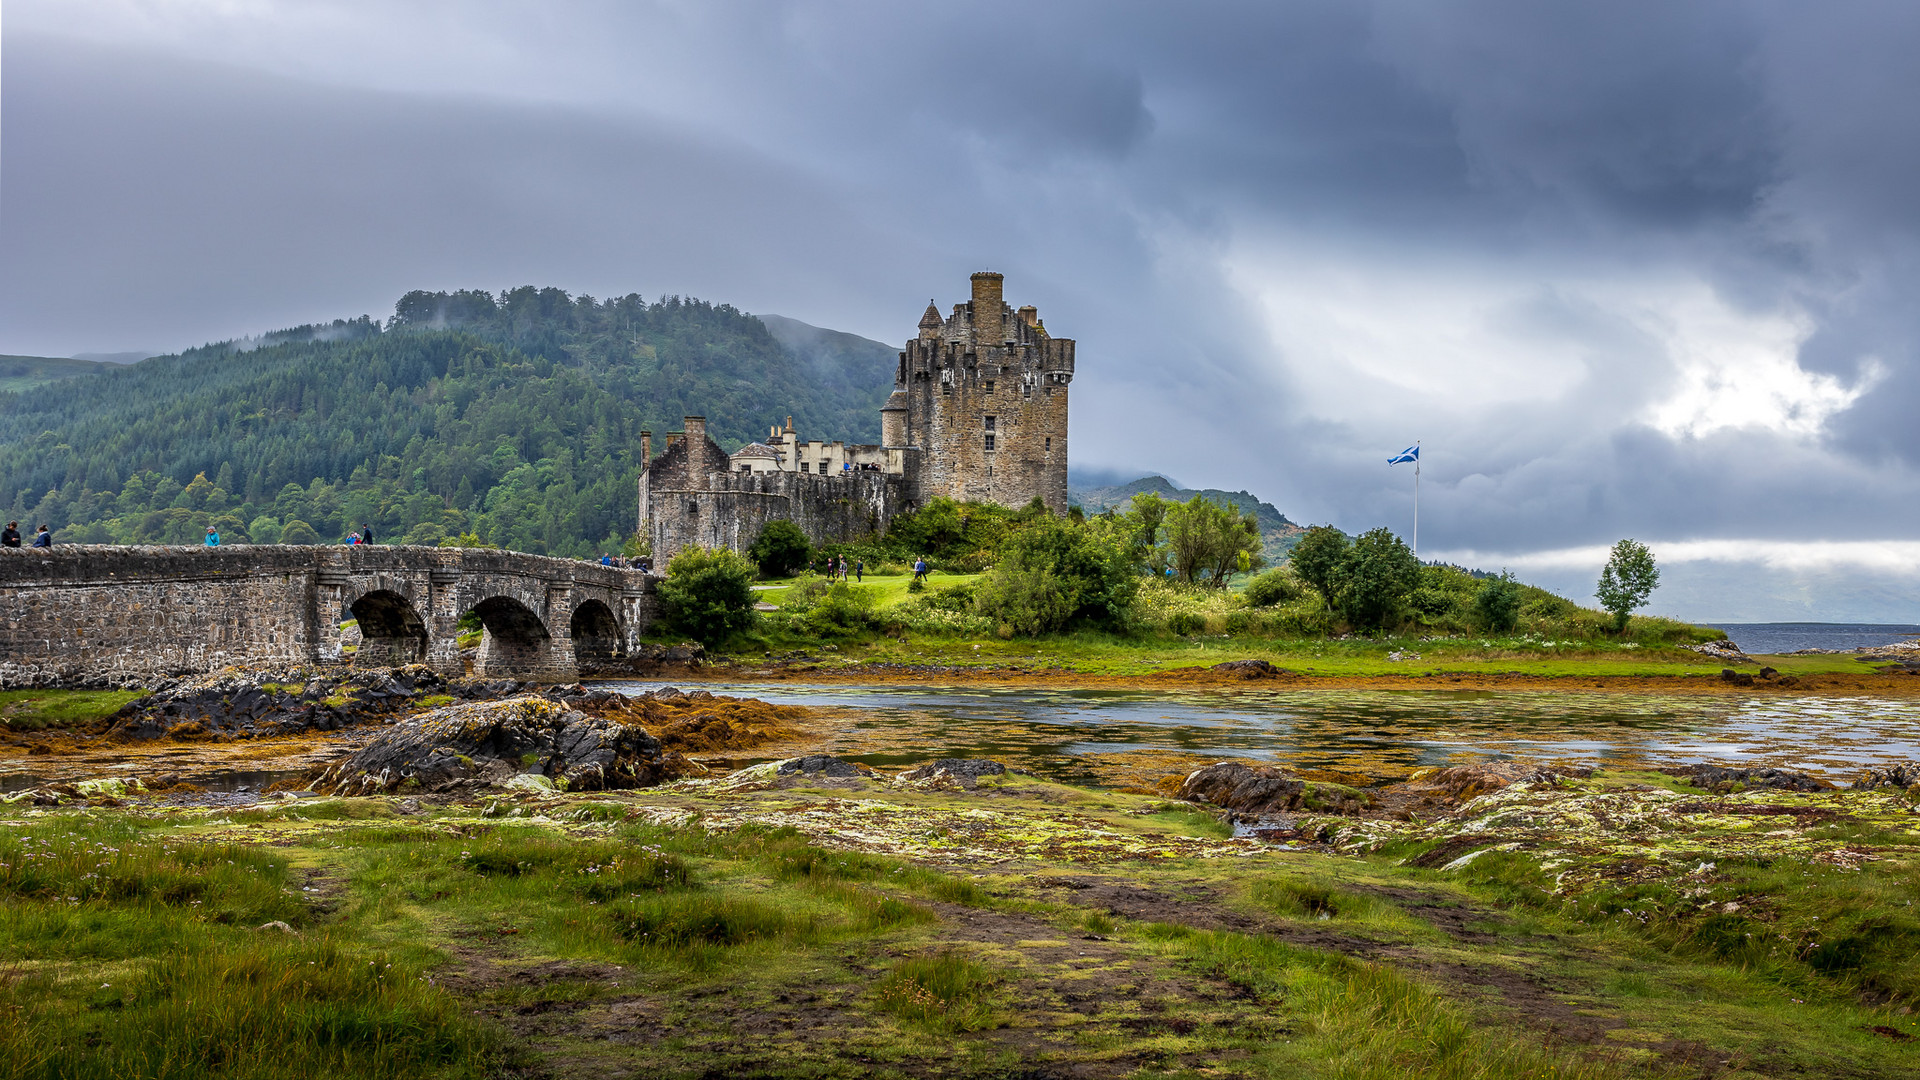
[1686,640,1754,665]
[1178,762,1371,819]
[1662,763,1830,793]
[1853,762,1920,791]
[896,758,1008,789]
[1405,762,1567,802]
[777,755,868,779]
[313,696,672,796]
[1209,659,1285,679]
[100,666,529,741]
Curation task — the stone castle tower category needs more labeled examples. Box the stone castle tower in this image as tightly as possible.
[884,272,1074,513]
[638,271,1073,561]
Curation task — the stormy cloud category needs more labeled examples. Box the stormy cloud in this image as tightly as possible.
[4,1,1918,619]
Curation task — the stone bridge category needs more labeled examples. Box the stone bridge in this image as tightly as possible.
[0,546,660,684]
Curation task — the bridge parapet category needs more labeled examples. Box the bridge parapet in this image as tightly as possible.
[0,545,659,684]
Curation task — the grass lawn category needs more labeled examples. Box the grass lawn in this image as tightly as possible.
[0,689,144,733]
[4,769,1916,1078]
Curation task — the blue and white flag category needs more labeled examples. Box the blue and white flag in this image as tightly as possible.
[1387,444,1419,466]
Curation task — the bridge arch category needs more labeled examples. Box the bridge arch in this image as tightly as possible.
[348,589,428,666]
[465,594,554,677]
[569,598,624,659]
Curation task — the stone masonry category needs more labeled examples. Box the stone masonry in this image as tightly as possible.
[640,272,1073,561]
[0,546,659,685]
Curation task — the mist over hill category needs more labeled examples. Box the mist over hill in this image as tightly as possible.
[0,288,897,556]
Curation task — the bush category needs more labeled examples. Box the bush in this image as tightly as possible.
[1330,527,1420,633]
[972,516,1136,636]
[1242,568,1304,608]
[1167,611,1206,636]
[278,518,320,545]
[780,574,830,612]
[804,583,878,635]
[748,520,811,578]
[1472,572,1523,633]
[657,546,758,647]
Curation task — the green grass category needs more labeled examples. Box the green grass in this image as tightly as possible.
[872,951,1001,1032]
[0,689,145,733]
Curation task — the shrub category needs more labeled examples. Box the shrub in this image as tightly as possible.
[1287,525,1349,604]
[1242,568,1304,608]
[1330,527,1420,633]
[277,518,320,545]
[657,546,758,647]
[780,574,830,612]
[747,520,811,578]
[1472,572,1523,633]
[1167,611,1206,635]
[973,516,1137,636]
[804,583,878,635]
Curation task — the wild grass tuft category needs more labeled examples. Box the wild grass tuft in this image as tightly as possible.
[872,951,1001,1032]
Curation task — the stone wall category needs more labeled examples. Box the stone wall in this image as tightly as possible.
[0,546,659,686]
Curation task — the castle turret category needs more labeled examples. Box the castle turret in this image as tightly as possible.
[970,271,1004,344]
[918,302,943,340]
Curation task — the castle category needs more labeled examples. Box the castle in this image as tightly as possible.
[638,272,1075,560]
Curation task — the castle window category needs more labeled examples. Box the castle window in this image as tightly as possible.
[985,433,996,452]
[984,416,996,431]
[984,380,994,393]
[818,462,829,474]
[1045,437,1051,453]
[685,499,698,516]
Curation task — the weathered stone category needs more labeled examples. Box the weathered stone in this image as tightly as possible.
[1408,762,1564,802]
[314,696,669,796]
[1663,763,1830,793]
[896,758,1008,789]
[776,755,866,779]
[1179,762,1306,818]
[1853,762,1920,790]
[1210,659,1283,678]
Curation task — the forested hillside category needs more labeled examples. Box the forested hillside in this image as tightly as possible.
[1071,475,1307,566]
[0,355,114,394]
[0,288,897,556]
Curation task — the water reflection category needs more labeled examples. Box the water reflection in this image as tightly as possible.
[606,681,1920,788]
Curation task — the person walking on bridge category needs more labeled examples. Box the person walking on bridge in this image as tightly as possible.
[361,526,374,545]
[31,525,51,548]
[204,526,221,547]
[1,522,18,548]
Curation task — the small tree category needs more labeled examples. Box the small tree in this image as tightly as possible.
[657,546,758,647]
[1161,495,1262,587]
[1596,539,1659,631]
[1287,525,1349,607]
[747,519,811,577]
[974,516,1136,636]
[1331,527,1420,632]
[1472,572,1523,634]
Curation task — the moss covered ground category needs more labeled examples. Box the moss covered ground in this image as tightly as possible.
[5,765,1918,1078]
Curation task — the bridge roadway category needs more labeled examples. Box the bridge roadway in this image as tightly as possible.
[0,546,659,684]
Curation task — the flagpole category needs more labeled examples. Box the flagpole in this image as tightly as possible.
[1413,442,1420,558]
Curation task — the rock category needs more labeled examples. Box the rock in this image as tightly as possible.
[1403,761,1562,802]
[1720,669,1756,686]
[314,695,669,796]
[1210,659,1283,679]
[896,758,1008,789]
[775,755,866,779]
[1179,762,1305,818]
[1663,763,1830,793]
[1854,762,1920,791]
[1687,640,1754,665]
[255,921,299,935]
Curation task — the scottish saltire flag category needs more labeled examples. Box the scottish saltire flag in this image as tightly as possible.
[1388,444,1419,465]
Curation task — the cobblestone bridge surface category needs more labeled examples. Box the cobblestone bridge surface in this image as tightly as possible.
[0,546,659,684]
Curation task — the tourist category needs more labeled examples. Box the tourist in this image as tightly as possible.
[31,525,51,548]
[600,553,612,566]
[1,522,18,548]
[205,526,221,547]
[361,526,374,545]
[345,531,360,544]
[854,559,864,583]
[913,556,927,582]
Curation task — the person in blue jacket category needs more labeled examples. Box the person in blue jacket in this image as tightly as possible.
[31,525,52,548]
[205,526,221,547]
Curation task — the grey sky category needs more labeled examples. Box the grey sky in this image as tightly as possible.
[4,2,1918,620]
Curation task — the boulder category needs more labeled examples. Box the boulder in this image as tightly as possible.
[1210,659,1283,679]
[1408,762,1563,802]
[896,758,1008,789]
[314,695,669,796]
[1854,762,1920,791]
[1179,762,1305,818]
[1663,763,1830,793]
[776,755,867,779]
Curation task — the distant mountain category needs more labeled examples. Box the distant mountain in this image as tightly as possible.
[0,354,113,394]
[71,351,156,365]
[1070,474,1308,566]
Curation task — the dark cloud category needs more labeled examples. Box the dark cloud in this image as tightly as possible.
[4,2,1920,617]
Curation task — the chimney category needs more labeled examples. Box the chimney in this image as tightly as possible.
[970,271,1004,344]
[684,416,708,476]
[640,430,652,463]
[1017,305,1038,328]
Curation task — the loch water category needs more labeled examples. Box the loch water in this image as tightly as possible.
[607,681,1920,789]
